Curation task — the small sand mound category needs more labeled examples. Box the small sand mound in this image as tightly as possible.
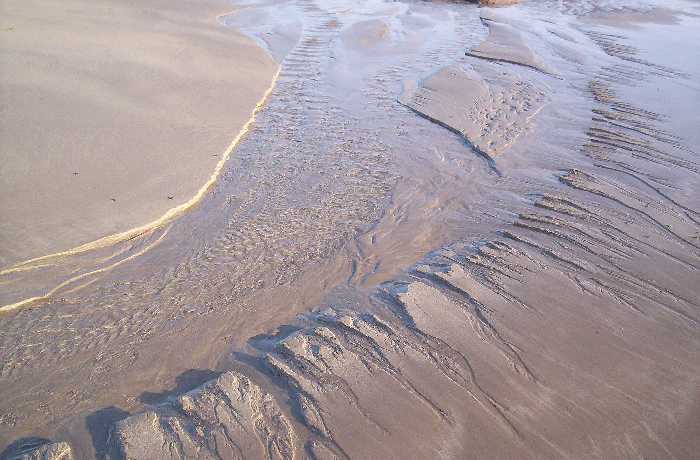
[468,16,555,74]
[400,64,546,160]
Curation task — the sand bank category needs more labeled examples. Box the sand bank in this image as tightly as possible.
[0,0,277,267]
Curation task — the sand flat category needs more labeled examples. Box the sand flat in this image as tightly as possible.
[0,0,277,266]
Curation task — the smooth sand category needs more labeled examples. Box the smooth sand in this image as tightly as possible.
[0,0,277,267]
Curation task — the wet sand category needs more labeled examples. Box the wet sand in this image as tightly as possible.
[0,0,277,267]
[1,0,699,458]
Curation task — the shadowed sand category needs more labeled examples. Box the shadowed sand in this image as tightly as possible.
[0,0,277,267]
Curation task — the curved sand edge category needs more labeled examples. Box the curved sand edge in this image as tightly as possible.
[0,67,280,313]
[0,0,278,267]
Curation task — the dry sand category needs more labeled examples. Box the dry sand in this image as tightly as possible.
[0,0,277,267]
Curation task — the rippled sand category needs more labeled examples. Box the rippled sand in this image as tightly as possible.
[1,0,699,458]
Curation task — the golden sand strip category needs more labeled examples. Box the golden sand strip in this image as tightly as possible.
[0,227,172,313]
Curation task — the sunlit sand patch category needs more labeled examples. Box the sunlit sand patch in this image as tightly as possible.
[0,0,279,270]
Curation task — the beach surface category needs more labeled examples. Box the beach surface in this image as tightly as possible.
[0,0,277,267]
[1,0,699,458]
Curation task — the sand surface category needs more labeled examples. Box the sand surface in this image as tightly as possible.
[1,0,699,458]
[400,63,546,161]
[0,0,277,267]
